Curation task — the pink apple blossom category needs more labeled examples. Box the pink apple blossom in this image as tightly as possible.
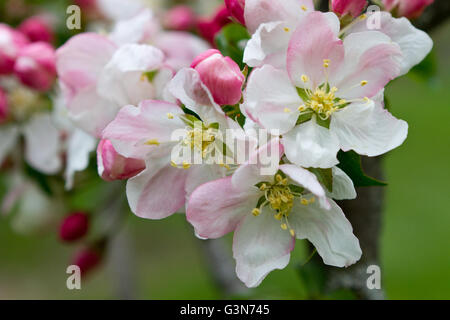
[18,16,54,43]
[97,139,146,181]
[242,11,408,168]
[0,24,29,75]
[187,138,361,287]
[14,42,56,91]
[191,49,245,106]
[331,0,367,17]
[59,212,89,242]
[383,0,434,19]
[197,5,231,45]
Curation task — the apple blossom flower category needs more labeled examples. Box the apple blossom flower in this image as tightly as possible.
[191,49,245,106]
[331,0,367,17]
[197,5,231,45]
[56,9,209,138]
[225,0,246,25]
[164,5,197,31]
[59,212,89,242]
[97,139,146,182]
[187,138,361,287]
[14,42,56,92]
[242,0,432,76]
[0,24,29,75]
[242,12,408,168]
[383,0,434,19]
[102,67,255,220]
[0,87,8,123]
[18,16,54,43]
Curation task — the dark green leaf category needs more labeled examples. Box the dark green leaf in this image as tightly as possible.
[337,150,387,187]
[308,168,333,192]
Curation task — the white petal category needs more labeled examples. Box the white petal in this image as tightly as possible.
[233,211,295,287]
[283,117,340,168]
[279,164,326,198]
[109,9,159,45]
[23,113,62,174]
[290,199,362,267]
[64,129,97,190]
[348,12,433,76]
[242,64,300,134]
[97,44,165,107]
[331,92,408,157]
[243,21,290,68]
[97,0,145,21]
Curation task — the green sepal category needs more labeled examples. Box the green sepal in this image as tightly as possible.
[308,167,333,193]
[337,150,387,187]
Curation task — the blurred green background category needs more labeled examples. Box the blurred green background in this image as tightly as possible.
[1,4,449,300]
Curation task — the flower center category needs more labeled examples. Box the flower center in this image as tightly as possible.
[184,126,217,159]
[252,173,316,236]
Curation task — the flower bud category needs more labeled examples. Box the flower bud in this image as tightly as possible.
[59,212,89,242]
[191,49,245,106]
[332,0,368,17]
[0,24,29,75]
[72,248,102,275]
[225,0,246,25]
[164,5,196,31]
[197,5,231,45]
[0,87,8,123]
[97,139,146,182]
[14,42,56,92]
[383,0,434,19]
[18,16,54,43]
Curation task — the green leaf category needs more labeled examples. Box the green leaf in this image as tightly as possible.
[296,258,326,299]
[337,150,387,187]
[295,111,313,125]
[296,87,309,102]
[215,23,250,69]
[308,168,333,192]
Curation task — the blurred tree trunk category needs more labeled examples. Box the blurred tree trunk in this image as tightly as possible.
[314,0,449,300]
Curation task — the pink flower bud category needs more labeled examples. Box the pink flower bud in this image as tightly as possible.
[197,5,231,45]
[383,0,434,19]
[191,49,244,106]
[0,87,8,124]
[164,5,196,31]
[225,0,246,25]
[59,212,89,242]
[14,42,56,92]
[332,0,368,17]
[0,24,29,75]
[72,248,101,275]
[18,16,54,43]
[97,139,146,182]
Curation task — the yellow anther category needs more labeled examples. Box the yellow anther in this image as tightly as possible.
[219,163,231,170]
[170,161,178,168]
[323,62,329,68]
[301,5,307,11]
[182,161,191,170]
[301,198,309,205]
[259,183,267,191]
[330,86,338,93]
[275,174,283,183]
[298,105,306,112]
[284,27,290,32]
[301,74,309,83]
[167,113,174,119]
[323,59,331,64]
[252,208,261,216]
[361,80,368,86]
[282,178,288,185]
[289,229,295,237]
[140,74,147,82]
[309,197,316,204]
[364,97,370,103]
[145,139,160,146]
[339,99,347,105]
[274,212,283,220]
[284,108,291,113]
[359,14,367,20]
[281,223,288,230]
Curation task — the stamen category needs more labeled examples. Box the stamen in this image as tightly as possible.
[281,223,288,230]
[301,5,307,11]
[145,139,160,146]
[284,27,290,32]
[167,113,174,119]
[182,161,191,170]
[252,208,261,216]
[360,80,368,86]
[301,74,309,83]
[284,108,292,113]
